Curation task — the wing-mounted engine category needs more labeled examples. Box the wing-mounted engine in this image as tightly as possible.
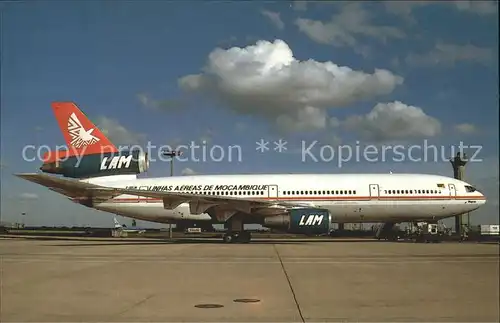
[40,150,149,178]
[263,208,333,235]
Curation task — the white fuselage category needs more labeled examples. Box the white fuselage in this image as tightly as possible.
[82,173,486,224]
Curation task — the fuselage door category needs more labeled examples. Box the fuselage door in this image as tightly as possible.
[268,185,279,200]
[369,184,379,199]
[448,184,456,197]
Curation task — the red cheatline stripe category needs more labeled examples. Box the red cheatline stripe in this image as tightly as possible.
[80,195,485,203]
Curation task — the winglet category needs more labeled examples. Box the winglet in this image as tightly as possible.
[51,102,118,156]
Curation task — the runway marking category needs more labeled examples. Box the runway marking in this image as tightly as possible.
[274,244,305,323]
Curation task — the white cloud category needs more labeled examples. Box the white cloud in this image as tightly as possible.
[95,116,147,147]
[405,42,494,67]
[383,1,438,23]
[343,101,441,142]
[261,10,285,30]
[178,39,403,133]
[20,193,38,200]
[455,123,477,134]
[181,167,198,176]
[295,3,405,54]
[384,1,497,22]
[137,93,184,111]
[276,106,327,133]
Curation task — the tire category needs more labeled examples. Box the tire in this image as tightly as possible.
[223,234,233,243]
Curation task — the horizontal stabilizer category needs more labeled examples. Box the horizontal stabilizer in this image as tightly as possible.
[14,173,118,200]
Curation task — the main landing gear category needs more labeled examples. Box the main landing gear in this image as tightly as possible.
[222,216,251,243]
[222,232,251,243]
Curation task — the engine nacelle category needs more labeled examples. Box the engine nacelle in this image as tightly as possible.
[40,150,149,178]
[263,208,333,235]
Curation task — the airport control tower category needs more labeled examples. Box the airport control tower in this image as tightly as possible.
[450,152,469,234]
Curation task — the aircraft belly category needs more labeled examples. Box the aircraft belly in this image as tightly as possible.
[324,200,469,222]
[94,199,477,225]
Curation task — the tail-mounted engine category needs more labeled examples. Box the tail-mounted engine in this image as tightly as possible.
[263,208,333,235]
[40,150,149,178]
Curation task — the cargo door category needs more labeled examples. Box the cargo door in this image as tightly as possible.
[268,185,279,200]
[369,184,379,199]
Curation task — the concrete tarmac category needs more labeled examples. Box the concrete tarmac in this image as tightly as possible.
[1,237,499,322]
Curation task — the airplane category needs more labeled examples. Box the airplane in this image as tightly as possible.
[15,102,487,243]
[113,217,146,234]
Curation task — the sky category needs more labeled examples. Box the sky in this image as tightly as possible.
[1,1,498,227]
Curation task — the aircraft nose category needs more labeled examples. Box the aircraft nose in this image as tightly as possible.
[478,191,487,205]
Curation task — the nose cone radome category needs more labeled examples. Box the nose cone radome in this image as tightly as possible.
[479,192,487,205]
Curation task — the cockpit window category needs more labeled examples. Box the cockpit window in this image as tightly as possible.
[465,185,476,193]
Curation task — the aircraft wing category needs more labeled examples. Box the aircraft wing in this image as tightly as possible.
[14,173,309,221]
[87,186,294,220]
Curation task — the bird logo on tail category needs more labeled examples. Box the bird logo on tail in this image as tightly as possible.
[67,112,100,148]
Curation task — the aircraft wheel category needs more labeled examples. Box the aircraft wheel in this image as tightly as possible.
[223,233,234,243]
